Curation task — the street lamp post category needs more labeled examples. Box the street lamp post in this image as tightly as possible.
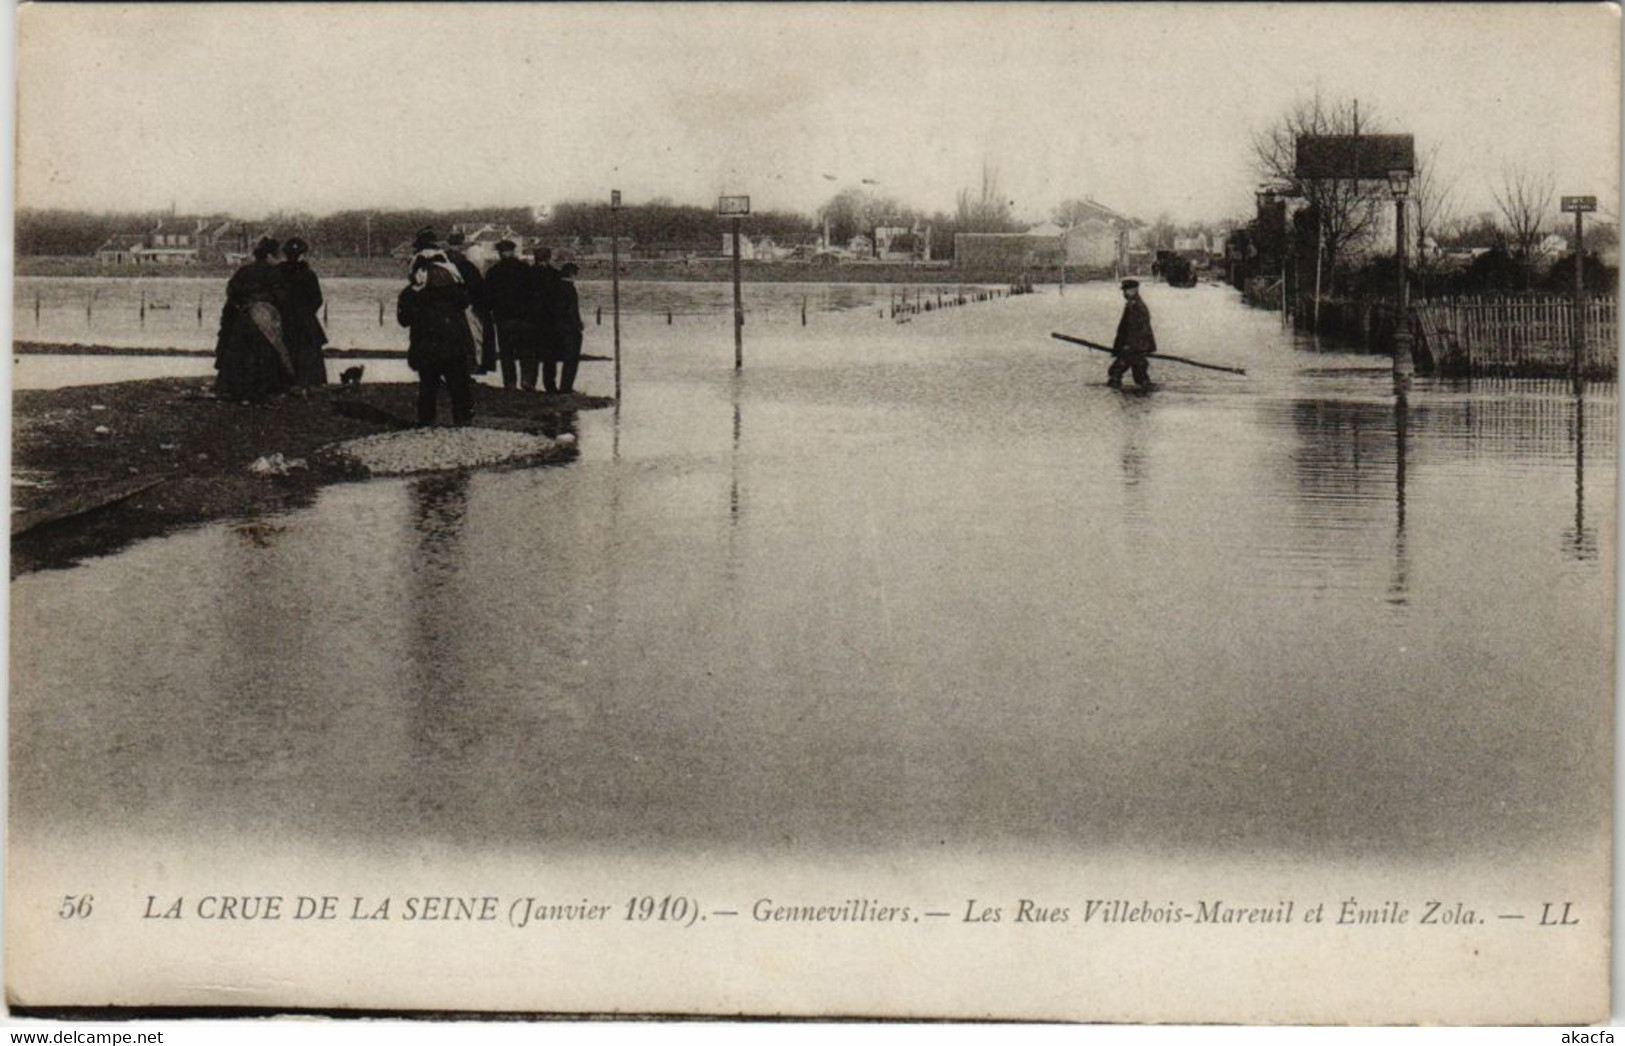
[1388,167,1413,387]
[1257,186,1288,326]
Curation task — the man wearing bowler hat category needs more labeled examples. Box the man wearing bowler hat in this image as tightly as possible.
[1108,279,1157,389]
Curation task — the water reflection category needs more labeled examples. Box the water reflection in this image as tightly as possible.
[1388,393,1409,608]
[1568,397,1597,561]
[1116,395,1154,527]
[729,377,742,519]
[404,471,474,824]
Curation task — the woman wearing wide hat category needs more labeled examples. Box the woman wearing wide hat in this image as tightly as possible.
[276,236,329,386]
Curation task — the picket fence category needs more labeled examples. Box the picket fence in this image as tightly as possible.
[1412,296,1617,379]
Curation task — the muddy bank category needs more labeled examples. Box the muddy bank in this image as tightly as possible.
[12,377,612,576]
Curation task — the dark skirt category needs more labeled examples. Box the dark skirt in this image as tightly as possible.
[215,303,295,402]
[283,308,329,386]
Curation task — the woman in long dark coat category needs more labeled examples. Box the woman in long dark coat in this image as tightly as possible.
[215,237,295,402]
[276,236,328,386]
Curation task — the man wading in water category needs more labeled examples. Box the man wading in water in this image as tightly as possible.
[1108,278,1156,389]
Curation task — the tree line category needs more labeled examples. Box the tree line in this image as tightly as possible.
[18,162,1065,262]
[18,181,1036,262]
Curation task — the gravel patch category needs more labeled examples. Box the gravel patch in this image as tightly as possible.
[330,426,560,476]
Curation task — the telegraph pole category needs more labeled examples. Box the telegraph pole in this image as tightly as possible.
[611,189,623,399]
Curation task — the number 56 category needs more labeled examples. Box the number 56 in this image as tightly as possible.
[58,894,93,919]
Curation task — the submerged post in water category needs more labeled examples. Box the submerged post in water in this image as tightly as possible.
[611,189,623,399]
[732,217,743,368]
[719,194,750,370]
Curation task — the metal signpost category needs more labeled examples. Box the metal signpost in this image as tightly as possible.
[719,195,750,369]
[611,190,622,398]
[1561,195,1596,395]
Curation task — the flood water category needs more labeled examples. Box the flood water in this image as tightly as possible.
[13,275,945,356]
[10,282,1615,871]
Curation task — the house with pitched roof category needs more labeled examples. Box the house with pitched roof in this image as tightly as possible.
[96,217,241,265]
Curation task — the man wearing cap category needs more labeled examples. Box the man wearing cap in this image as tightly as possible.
[1108,279,1157,389]
[276,236,328,386]
[484,239,542,390]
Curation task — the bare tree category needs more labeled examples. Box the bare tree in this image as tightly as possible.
[1490,163,1555,289]
[1145,212,1177,251]
[956,163,1016,233]
[1412,145,1459,261]
[818,186,903,246]
[1251,91,1385,295]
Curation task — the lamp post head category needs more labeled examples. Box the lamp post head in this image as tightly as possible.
[1387,168,1412,200]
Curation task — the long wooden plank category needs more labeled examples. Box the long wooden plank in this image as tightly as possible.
[1049,333,1247,376]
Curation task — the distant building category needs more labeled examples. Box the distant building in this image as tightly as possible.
[1536,233,1571,260]
[451,221,530,266]
[95,233,148,266]
[1173,233,1210,257]
[722,233,782,261]
[96,217,239,266]
[955,231,1064,269]
[1056,199,1137,272]
[633,242,705,261]
[873,224,931,262]
[578,234,635,261]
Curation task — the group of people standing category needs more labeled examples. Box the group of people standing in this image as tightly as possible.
[215,229,588,425]
[397,230,586,425]
[214,236,328,402]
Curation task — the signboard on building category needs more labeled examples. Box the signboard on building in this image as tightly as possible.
[1561,195,1597,213]
[717,195,751,217]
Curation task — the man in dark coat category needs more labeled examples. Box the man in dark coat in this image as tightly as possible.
[397,241,475,425]
[483,239,542,390]
[532,247,571,394]
[550,262,586,394]
[445,231,490,373]
[275,236,328,386]
[1108,279,1157,388]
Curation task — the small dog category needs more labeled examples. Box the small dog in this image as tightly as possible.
[340,365,365,387]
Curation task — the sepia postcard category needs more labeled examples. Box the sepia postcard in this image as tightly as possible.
[6,2,1619,1024]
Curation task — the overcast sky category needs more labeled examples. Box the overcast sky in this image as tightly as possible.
[15,3,1621,226]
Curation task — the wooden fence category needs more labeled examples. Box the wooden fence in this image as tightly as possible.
[1412,296,1617,379]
